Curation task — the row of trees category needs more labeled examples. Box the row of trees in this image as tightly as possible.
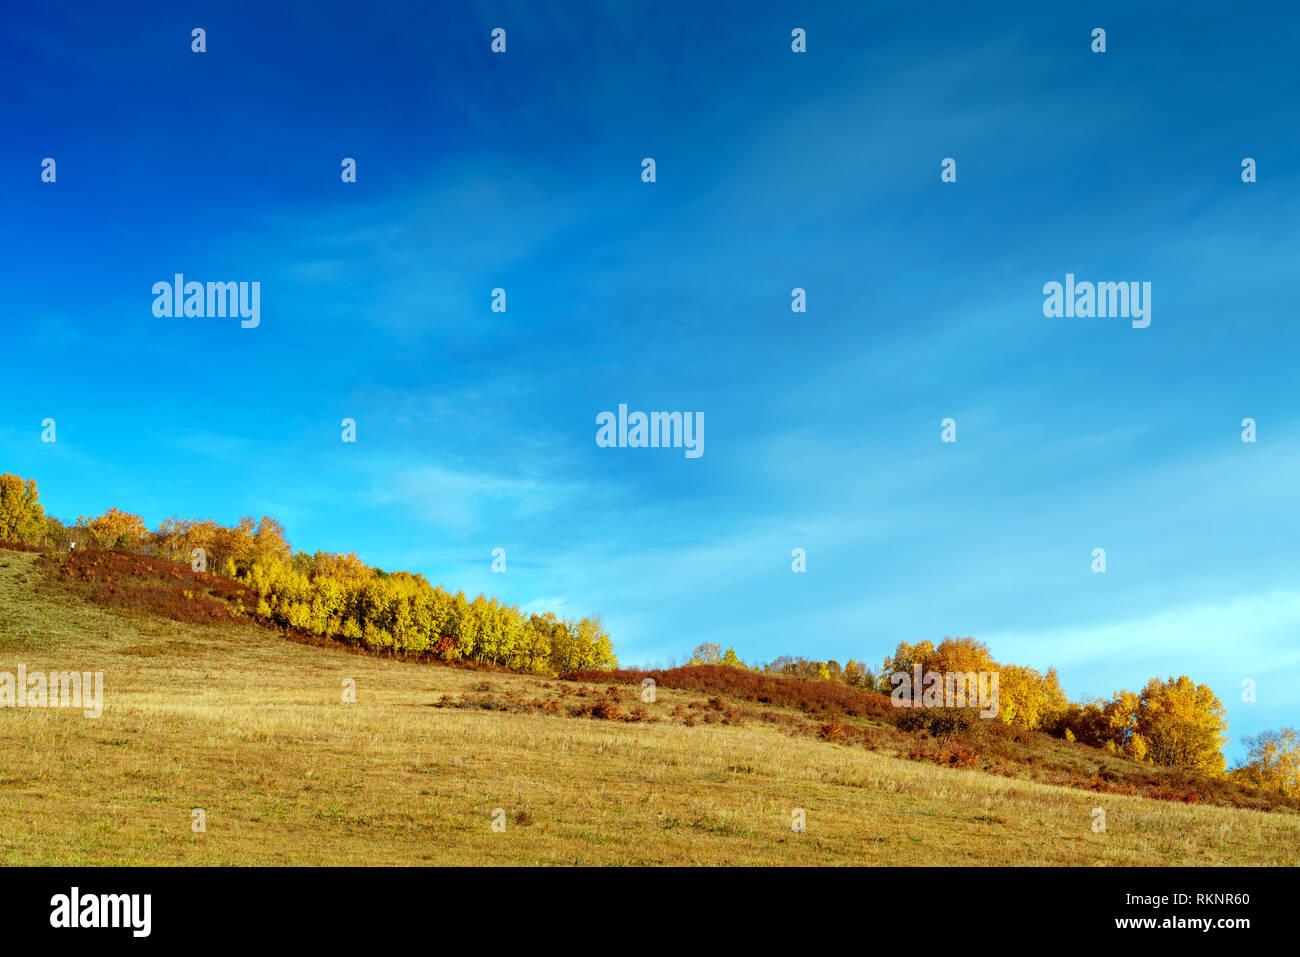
[687,645,879,687]
[8,473,1295,792]
[689,638,1067,728]
[1051,676,1228,774]
[0,474,617,675]
[869,638,1236,776]
[765,654,876,687]
[244,559,615,673]
[875,638,1072,732]
[687,634,1297,794]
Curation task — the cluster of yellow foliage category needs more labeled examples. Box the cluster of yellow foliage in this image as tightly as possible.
[76,508,151,550]
[152,515,290,574]
[1233,728,1300,797]
[876,637,1069,731]
[761,654,874,685]
[1052,677,1228,775]
[868,638,1239,778]
[9,474,615,676]
[0,474,45,543]
[242,559,615,673]
[688,642,743,667]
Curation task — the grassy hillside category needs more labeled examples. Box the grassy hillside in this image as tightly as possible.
[1,547,1297,865]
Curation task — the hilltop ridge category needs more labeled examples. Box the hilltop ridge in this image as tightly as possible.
[2,543,1298,866]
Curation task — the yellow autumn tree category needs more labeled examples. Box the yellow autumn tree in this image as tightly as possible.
[1135,676,1228,776]
[1126,733,1149,762]
[877,637,997,697]
[212,517,257,574]
[251,516,292,565]
[77,507,149,550]
[1232,728,1299,797]
[689,642,724,666]
[307,551,363,582]
[931,637,997,676]
[556,615,616,672]
[999,664,1069,730]
[0,474,45,544]
[876,640,936,692]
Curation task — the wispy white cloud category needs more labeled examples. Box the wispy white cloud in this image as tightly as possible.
[372,464,587,531]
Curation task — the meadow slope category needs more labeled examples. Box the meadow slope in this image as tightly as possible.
[0,550,1296,866]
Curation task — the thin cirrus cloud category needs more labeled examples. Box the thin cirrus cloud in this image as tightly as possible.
[372,464,587,532]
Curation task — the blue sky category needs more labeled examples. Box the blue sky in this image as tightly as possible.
[2,2,1298,759]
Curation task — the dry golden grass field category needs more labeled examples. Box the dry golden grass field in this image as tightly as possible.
[1,549,1296,866]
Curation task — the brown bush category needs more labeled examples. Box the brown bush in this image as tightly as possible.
[819,720,847,743]
[590,698,624,720]
[562,664,896,723]
[896,705,983,742]
[35,549,261,626]
[0,540,44,553]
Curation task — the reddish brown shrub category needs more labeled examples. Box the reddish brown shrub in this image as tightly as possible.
[819,720,847,743]
[590,698,624,720]
[0,540,44,553]
[561,664,896,723]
